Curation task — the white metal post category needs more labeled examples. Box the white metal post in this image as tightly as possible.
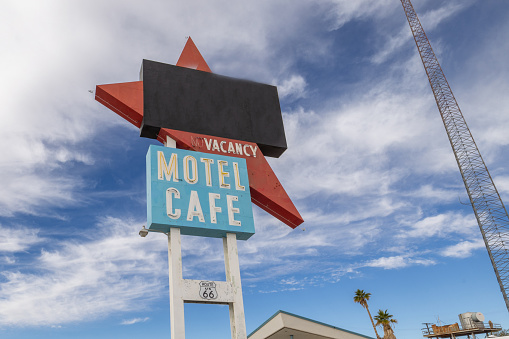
[165,136,186,338]
[224,233,247,339]
[168,227,185,338]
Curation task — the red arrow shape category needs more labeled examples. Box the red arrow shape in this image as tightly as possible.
[95,38,303,228]
[176,37,212,72]
[95,81,143,128]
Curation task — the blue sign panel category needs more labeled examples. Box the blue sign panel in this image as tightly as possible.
[146,145,255,240]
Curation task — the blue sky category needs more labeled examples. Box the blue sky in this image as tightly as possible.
[1,0,509,338]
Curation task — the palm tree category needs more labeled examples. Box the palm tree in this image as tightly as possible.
[354,289,381,339]
[374,309,398,339]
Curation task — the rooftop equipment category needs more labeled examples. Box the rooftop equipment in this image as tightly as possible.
[458,312,485,330]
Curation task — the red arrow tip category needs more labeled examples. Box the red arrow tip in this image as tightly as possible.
[95,81,144,128]
[176,37,212,73]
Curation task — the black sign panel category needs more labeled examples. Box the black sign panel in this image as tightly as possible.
[140,59,287,158]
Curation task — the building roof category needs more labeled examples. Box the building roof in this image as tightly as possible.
[248,310,375,339]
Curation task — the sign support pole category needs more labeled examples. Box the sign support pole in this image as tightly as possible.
[165,136,186,338]
[168,227,186,338]
[164,136,247,339]
[224,232,247,339]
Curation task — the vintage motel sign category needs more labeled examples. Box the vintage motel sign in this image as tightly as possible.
[95,37,301,339]
[95,37,303,229]
[146,145,255,240]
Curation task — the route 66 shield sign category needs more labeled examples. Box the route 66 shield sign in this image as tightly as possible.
[199,281,218,300]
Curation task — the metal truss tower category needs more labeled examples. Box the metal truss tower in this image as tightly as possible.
[400,0,509,312]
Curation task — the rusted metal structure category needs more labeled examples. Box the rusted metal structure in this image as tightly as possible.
[421,321,501,339]
[400,0,509,312]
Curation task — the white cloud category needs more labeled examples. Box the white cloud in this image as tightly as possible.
[271,52,461,204]
[0,214,340,326]
[277,75,307,101]
[441,240,485,258]
[398,212,477,239]
[326,0,396,30]
[371,2,470,65]
[2,256,16,264]
[0,217,167,326]
[280,277,300,285]
[362,255,436,270]
[408,184,460,203]
[493,176,509,201]
[275,108,397,199]
[0,0,474,223]
[0,226,42,252]
[329,253,437,278]
[454,19,509,161]
[418,2,469,32]
[0,172,82,217]
[370,26,412,65]
[121,317,149,325]
[0,1,121,217]
[0,0,403,219]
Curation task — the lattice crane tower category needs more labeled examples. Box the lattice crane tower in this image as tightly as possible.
[400,0,509,312]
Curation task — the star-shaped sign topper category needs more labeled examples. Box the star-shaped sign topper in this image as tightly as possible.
[95,37,303,228]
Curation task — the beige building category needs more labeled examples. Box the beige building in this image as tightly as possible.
[248,310,375,339]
